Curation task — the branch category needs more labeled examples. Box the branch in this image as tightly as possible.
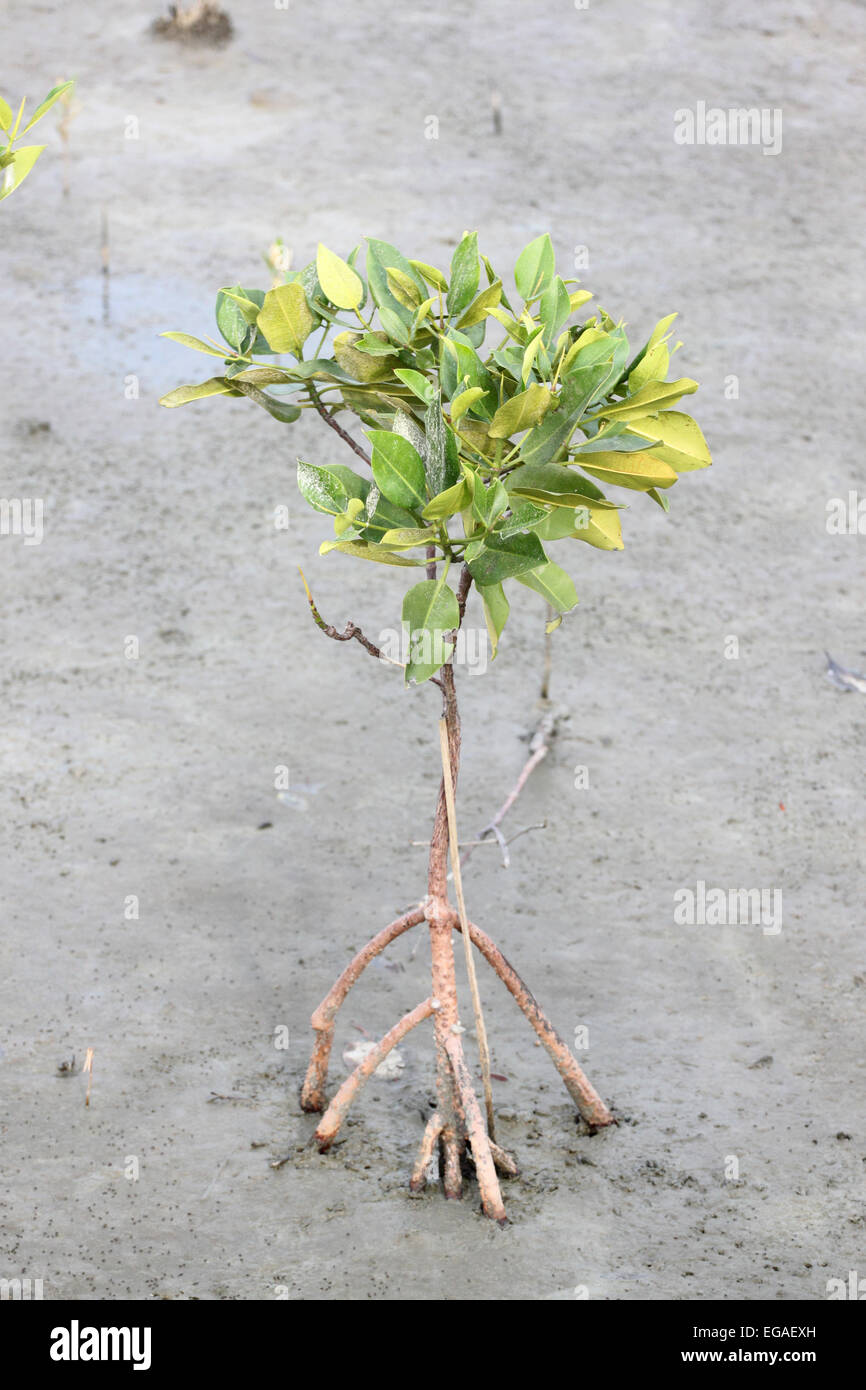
[461,707,555,870]
[298,569,396,666]
[456,563,472,626]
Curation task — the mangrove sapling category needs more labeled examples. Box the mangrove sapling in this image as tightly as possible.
[160,232,712,1220]
[0,81,75,202]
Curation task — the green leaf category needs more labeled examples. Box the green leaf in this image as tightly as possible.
[439,331,496,418]
[456,417,496,459]
[577,450,678,491]
[521,329,546,385]
[20,81,74,135]
[232,366,294,386]
[622,312,678,384]
[487,305,527,342]
[159,377,240,407]
[316,243,364,309]
[216,286,264,350]
[352,332,401,356]
[422,475,472,521]
[377,303,412,346]
[623,410,712,472]
[257,282,314,356]
[410,259,448,292]
[394,368,435,404]
[0,96,13,132]
[392,409,428,462]
[472,477,509,529]
[161,331,229,359]
[333,330,399,381]
[559,360,615,421]
[447,231,480,318]
[506,461,607,498]
[516,560,579,613]
[320,539,424,566]
[591,377,698,421]
[488,383,553,438]
[386,265,423,309]
[297,460,350,515]
[478,582,509,658]
[232,380,301,422]
[628,337,670,393]
[572,428,655,455]
[514,233,555,302]
[534,504,623,550]
[495,500,547,537]
[0,145,44,200]
[366,238,426,326]
[357,490,418,542]
[518,410,579,467]
[334,497,366,535]
[424,390,461,496]
[647,486,671,512]
[381,526,436,549]
[451,386,485,427]
[325,465,370,502]
[367,429,427,509]
[402,574,459,684]
[466,531,547,585]
[539,276,571,349]
[456,279,502,330]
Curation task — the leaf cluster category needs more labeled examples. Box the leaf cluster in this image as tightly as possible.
[0,82,75,203]
[161,232,711,681]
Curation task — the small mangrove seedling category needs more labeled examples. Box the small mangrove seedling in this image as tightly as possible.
[0,81,75,203]
[161,232,711,1220]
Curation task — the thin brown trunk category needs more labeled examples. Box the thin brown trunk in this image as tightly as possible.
[426,660,463,1193]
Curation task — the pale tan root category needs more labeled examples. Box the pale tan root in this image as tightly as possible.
[314,997,438,1151]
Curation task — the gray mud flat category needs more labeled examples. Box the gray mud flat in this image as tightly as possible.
[1,0,864,1300]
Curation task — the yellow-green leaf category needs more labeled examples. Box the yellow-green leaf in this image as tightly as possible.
[402,574,459,684]
[381,527,436,549]
[386,266,422,309]
[0,144,44,200]
[21,81,74,135]
[628,339,669,392]
[457,280,502,330]
[521,331,545,385]
[515,560,578,613]
[451,386,485,426]
[478,582,509,658]
[159,378,238,407]
[488,383,553,438]
[486,305,525,340]
[410,259,448,292]
[316,243,364,310]
[624,410,712,472]
[422,476,472,521]
[593,377,698,420]
[319,539,424,566]
[578,450,678,491]
[571,505,624,550]
[161,331,228,359]
[333,497,366,535]
[257,282,314,357]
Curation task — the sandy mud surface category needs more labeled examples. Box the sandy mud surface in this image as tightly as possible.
[1,0,864,1299]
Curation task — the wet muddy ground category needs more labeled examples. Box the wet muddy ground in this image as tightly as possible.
[1,0,864,1299]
